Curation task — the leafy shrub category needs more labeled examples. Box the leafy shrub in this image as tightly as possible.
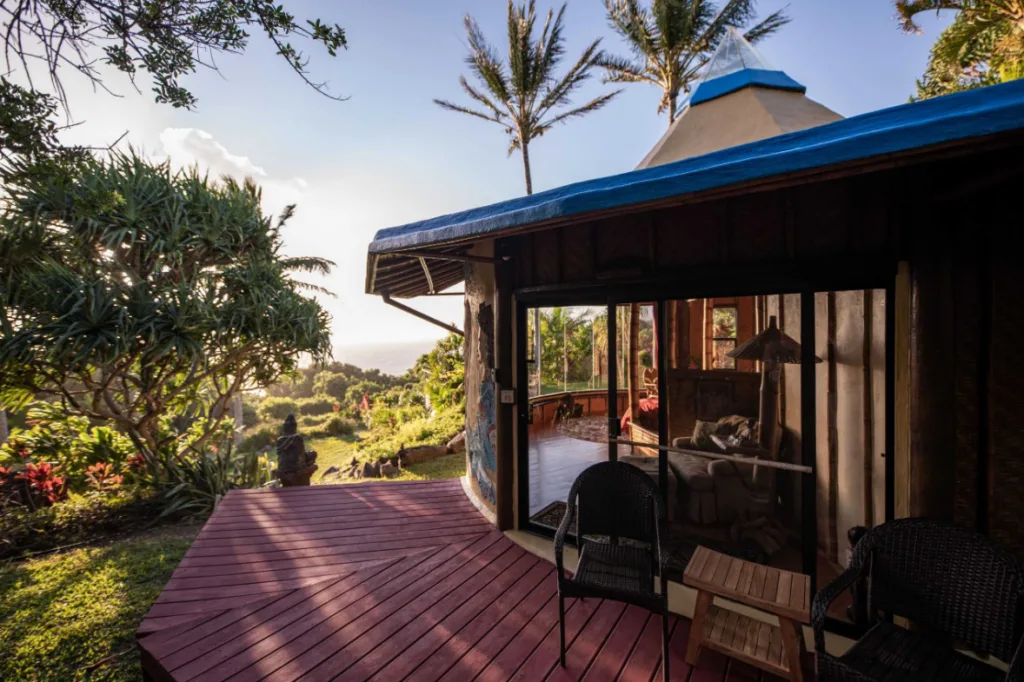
[303,415,356,438]
[0,402,136,492]
[298,414,332,429]
[297,395,336,417]
[258,397,299,422]
[0,491,163,559]
[323,416,355,437]
[240,423,278,452]
[14,461,67,507]
[158,446,274,519]
[85,462,123,491]
[241,399,261,427]
[359,407,464,461]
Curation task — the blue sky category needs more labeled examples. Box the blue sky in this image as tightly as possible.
[55,0,953,353]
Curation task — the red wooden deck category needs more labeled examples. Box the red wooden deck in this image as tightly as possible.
[138,478,794,681]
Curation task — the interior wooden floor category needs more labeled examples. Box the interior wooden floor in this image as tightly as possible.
[527,423,631,516]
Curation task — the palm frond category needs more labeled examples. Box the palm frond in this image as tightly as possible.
[538,89,622,130]
[280,256,335,276]
[507,136,522,157]
[535,4,568,93]
[458,75,507,120]
[465,15,512,104]
[595,53,659,84]
[536,38,608,117]
[895,1,966,33]
[742,8,791,44]
[291,280,336,297]
[693,0,758,53]
[433,99,503,124]
[606,0,660,60]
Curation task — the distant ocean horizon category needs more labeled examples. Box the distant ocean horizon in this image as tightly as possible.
[333,339,439,375]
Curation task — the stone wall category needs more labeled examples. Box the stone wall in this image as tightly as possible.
[463,242,497,512]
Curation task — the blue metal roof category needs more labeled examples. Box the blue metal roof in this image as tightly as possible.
[688,68,805,106]
[368,80,1024,256]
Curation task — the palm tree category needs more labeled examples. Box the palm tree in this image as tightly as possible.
[896,1,1024,99]
[597,0,790,127]
[434,1,621,195]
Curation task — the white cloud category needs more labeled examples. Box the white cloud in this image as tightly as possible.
[158,128,267,178]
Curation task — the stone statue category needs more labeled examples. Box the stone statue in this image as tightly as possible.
[273,415,318,486]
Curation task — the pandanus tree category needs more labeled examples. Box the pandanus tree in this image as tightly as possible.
[435,0,621,195]
[896,1,1024,98]
[0,151,334,473]
[597,0,789,127]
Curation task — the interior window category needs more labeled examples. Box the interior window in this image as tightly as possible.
[711,306,738,369]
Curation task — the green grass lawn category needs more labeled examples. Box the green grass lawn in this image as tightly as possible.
[400,452,465,480]
[307,434,466,484]
[0,527,198,682]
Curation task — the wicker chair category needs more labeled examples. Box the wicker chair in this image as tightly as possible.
[812,518,1024,682]
[554,461,670,680]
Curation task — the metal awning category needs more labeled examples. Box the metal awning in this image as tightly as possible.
[365,80,1024,297]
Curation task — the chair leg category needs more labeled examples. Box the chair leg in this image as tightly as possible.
[558,595,566,667]
[662,610,670,682]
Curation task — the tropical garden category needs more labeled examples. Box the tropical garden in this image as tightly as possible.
[0,0,1018,679]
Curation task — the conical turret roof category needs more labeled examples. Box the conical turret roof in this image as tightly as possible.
[637,29,842,169]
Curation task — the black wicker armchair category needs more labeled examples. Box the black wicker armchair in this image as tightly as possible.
[554,461,670,679]
[812,518,1024,682]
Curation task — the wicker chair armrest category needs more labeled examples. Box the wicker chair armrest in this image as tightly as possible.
[1007,632,1023,682]
[553,486,579,578]
[812,562,868,653]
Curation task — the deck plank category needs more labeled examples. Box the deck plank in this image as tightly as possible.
[545,598,627,681]
[391,561,551,682]
[448,581,564,682]
[581,605,650,682]
[185,536,499,682]
[315,545,531,682]
[137,480,807,682]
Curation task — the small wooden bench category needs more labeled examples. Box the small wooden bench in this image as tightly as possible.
[683,546,811,682]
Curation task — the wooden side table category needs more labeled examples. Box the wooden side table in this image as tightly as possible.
[683,546,811,682]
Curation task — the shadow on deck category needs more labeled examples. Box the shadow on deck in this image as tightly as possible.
[138,478,803,681]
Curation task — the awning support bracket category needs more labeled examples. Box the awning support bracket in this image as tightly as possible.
[381,293,463,336]
[418,257,436,295]
[390,249,507,265]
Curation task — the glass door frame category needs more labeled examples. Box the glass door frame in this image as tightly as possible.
[514,270,896,639]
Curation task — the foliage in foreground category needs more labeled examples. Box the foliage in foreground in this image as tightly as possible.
[0,1,346,178]
[0,529,196,682]
[897,1,1024,99]
[0,151,334,475]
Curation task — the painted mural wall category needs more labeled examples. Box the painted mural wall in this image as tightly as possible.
[463,243,498,511]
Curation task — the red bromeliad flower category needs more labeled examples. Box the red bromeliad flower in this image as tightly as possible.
[16,462,68,504]
[0,465,13,482]
[86,462,123,490]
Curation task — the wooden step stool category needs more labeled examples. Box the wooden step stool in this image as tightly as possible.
[683,546,811,682]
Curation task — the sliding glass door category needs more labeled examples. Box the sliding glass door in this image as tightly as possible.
[515,284,892,635]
